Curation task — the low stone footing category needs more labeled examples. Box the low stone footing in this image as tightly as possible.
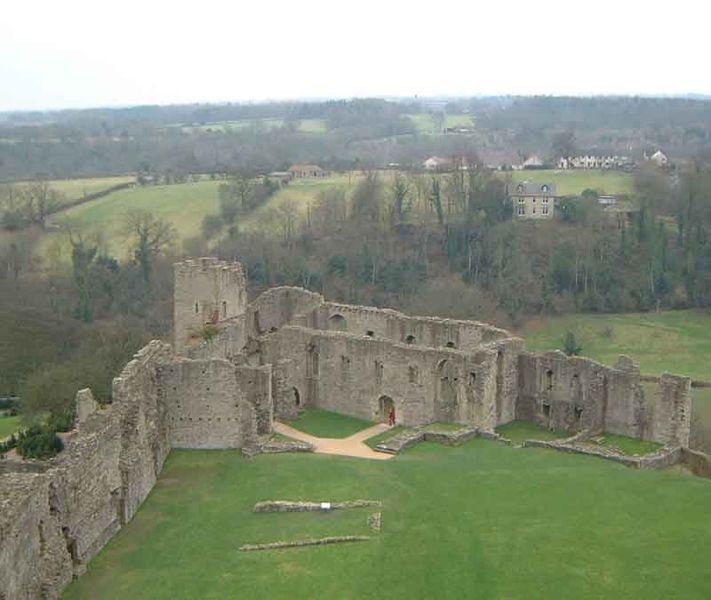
[242,437,314,458]
[239,536,371,552]
[254,499,382,513]
[524,435,682,470]
[374,425,480,454]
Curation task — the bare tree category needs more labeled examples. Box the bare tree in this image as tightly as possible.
[124,210,176,282]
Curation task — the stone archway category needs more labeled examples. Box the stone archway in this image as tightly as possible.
[435,359,458,422]
[377,395,395,423]
[329,313,348,331]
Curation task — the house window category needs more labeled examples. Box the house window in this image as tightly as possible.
[517,206,525,216]
[518,197,525,203]
[543,197,549,203]
[542,185,549,192]
[533,197,536,203]
[532,207,536,214]
[543,207,549,215]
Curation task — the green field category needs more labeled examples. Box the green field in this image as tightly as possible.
[519,309,711,381]
[169,118,327,134]
[286,408,372,438]
[0,415,21,438]
[502,169,634,196]
[63,441,711,600]
[10,176,136,206]
[495,420,568,443]
[407,113,475,134]
[41,180,223,259]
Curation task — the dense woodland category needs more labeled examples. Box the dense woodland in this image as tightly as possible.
[1,96,710,442]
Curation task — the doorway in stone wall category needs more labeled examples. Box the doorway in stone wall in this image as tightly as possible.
[378,395,395,423]
[435,359,458,422]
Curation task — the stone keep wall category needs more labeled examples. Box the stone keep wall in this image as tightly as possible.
[263,326,499,430]
[173,258,247,355]
[312,302,510,352]
[246,286,324,335]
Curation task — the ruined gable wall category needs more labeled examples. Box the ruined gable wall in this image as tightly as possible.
[160,358,245,449]
[263,326,499,429]
[652,374,692,446]
[485,337,525,426]
[313,302,511,352]
[247,286,324,335]
[235,365,272,437]
[173,258,247,355]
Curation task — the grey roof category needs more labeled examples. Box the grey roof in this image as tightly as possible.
[509,181,557,196]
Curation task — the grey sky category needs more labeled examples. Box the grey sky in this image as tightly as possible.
[0,0,707,111]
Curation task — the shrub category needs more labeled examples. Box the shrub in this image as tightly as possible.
[562,330,582,356]
[47,410,76,433]
[16,426,64,460]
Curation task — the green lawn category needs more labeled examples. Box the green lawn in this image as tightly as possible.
[286,408,373,438]
[519,310,711,381]
[406,113,475,134]
[501,169,634,196]
[495,420,569,443]
[63,441,711,600]
[0,415,21,438]
[596,434,662,456]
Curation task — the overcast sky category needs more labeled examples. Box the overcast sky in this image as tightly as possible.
[0,0,707,111]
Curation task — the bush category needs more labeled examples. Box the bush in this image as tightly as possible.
[562,330,582,356]
[47,410,76,433]
[16,426,64,459]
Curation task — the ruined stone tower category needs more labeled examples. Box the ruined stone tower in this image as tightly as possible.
[173,258,247,354]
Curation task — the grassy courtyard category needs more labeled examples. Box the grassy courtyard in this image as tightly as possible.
[63,440,711,600]
[286,408,373,438]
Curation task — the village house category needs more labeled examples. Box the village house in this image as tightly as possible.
[423,155,476,171]
[288,164,327,178]
[644,150,669,168]
[557,155,632,170]
[509,181,558,219]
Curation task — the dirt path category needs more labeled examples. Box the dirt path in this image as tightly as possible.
[273,422,394,461]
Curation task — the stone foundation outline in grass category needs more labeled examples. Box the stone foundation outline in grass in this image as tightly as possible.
[254,500,382,513]
[240,535,371,552]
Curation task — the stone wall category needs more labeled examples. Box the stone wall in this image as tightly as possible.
[173,258,247,355]
[517,351,691,445]
[311,301,510,351]
[263,326,499,429]
[0,340,172,600]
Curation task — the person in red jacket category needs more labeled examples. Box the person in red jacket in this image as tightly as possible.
[388,407,396,427]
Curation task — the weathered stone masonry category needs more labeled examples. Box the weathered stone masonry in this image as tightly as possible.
[0,257,705,599]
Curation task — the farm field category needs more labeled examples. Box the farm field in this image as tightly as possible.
[519,309,711,381]
[168,118,327,134]
[406,113,475,134]
[9,176,136,207]
[501,169,634,196]
[63,440,711,600]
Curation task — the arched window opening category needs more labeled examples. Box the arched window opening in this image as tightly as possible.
[545,369,554,391]
[446,341,455,348]
[366,330,375,337]
[405,334,416,345]
[194,302,199,314]
[469,372,477,386]
[409,365,419,384]
[329,314,348,331]
[222,301,228,318]
[375,360,384,384]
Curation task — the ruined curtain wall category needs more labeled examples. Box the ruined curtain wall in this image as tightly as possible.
[517,352,691,445]
[0,340,173,600]
[263,327,499,429]
[315,302,511,352]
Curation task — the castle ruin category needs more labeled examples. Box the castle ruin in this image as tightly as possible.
[0,257,705,599]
